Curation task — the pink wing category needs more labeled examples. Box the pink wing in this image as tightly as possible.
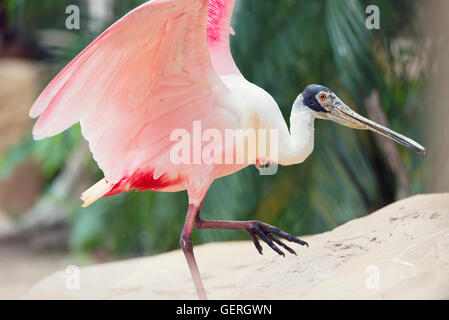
[30,0,241,186]
[207,0,241,75]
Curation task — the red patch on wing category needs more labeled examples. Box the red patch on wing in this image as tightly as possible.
[207,0,233,45]
[103,169,183,198]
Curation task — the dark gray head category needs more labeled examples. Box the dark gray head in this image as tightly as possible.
[302,84,332,113]
[297,84,426,155]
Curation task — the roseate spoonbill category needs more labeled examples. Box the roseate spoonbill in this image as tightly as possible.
[30,0,425,299]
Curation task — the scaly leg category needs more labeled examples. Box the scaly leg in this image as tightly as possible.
[194,216,309,256]
[181,205,309,300]
[180,204,207,300]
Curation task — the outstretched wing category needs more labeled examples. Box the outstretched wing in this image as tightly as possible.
[30,0,241,184]
[207,0,241,75]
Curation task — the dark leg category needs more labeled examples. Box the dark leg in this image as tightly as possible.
[194,217,308,257]
[180,204,207,300]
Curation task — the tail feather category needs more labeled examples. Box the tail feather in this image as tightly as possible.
[81,178,112,207]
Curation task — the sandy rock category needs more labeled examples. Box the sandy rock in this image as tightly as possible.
[28,193,449,299]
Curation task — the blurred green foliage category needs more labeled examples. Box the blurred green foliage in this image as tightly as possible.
[0,0,426,259]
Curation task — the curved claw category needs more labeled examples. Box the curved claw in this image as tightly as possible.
[249,232,263,255]
[247,221,308,256]
[266,225,309,248]
[254,226,285,257]
[268,234,297,255]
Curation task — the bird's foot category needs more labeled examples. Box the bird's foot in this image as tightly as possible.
[246,221,309,257]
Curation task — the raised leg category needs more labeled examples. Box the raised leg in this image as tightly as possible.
[180,204,207,300]
[194,217,309,256]
[180,203,309,300]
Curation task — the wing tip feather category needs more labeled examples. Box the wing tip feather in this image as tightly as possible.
[80,178,112,207]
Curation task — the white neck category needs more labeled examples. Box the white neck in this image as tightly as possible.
[278,94,316,166]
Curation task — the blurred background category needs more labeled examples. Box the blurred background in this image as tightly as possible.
[0,0,447,298]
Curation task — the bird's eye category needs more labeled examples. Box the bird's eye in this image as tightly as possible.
[319,93,327,101]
